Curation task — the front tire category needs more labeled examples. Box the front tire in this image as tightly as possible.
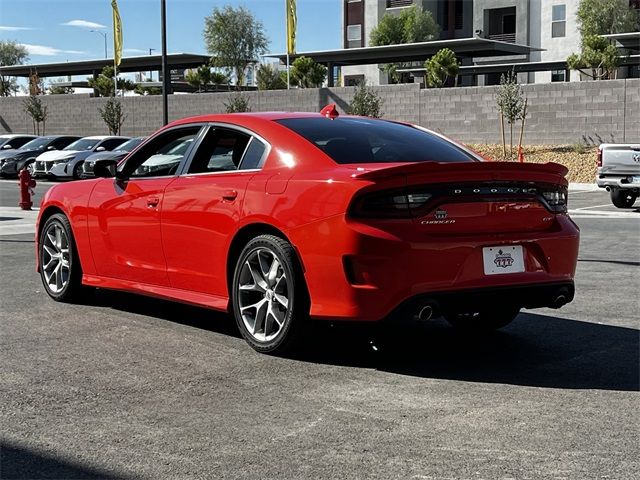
[72,162,83,180]
[610,189,637,209]
[38,213,83,302]
[232,234,309,355]
[445,307,520,331]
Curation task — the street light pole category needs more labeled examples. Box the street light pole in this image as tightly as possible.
[161,0,170,125]
[90,30,107,59]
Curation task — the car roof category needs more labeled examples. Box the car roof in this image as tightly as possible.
[0,134,36,138]
[167,111,366,128]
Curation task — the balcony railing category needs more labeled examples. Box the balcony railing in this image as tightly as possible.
[488,33,516,43]
[386,0,413,9]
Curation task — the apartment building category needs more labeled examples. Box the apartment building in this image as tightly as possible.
[341,0,587,85]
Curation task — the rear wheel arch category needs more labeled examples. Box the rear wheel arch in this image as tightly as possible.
[226,223,306,304]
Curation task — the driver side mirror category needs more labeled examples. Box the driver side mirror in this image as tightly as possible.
[2,144,12,149]
[93,159,121,178]
[47,146,57,151]
[95,146,106,152]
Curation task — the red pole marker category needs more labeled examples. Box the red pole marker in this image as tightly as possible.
[18,167,36,210]
[518,145,526,163]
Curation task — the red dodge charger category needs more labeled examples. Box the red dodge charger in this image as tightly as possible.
[36,109,579,354]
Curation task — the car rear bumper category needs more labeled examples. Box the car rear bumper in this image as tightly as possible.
[289,214,580,322]
[385,281,574,322]
[597,175,640,190]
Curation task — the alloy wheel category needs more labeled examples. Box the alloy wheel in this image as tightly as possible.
[237,248,290,343]
[41,222,71,294]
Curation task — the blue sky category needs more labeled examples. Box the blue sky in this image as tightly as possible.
[0,0,342,64]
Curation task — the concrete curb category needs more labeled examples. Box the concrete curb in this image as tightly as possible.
[568,183,599,192]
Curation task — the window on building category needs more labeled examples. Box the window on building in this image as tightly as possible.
[486,7,517,43]
[551,70,566,82]
[552,5,566,38]
[347,24,362,42]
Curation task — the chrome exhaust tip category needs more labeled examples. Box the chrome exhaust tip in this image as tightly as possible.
[553,294,567,308]
[418,305,434,322]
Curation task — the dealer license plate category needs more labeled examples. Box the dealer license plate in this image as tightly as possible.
[483,245,525,275]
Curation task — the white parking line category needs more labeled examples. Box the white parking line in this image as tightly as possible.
[574,204,620,210]
[569,209,640,219]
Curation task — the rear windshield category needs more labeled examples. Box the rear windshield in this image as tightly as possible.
[276,117,476,164]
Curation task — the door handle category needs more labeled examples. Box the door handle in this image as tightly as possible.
[222,189,238,201]
[147,196,160,208]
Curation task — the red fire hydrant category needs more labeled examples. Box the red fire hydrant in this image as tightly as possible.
[18,167,36,210]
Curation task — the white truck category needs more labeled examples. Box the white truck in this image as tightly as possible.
[597,144,640,208]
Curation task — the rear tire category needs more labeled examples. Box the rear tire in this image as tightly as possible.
[610,189,637,209]
[232,234,309,355]
[38,213,84,302]
[445,307,520,331]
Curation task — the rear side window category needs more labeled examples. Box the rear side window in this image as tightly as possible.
[276,117,476,164]
[239,138,267,170]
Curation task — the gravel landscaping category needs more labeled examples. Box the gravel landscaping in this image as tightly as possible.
[469,144,597,183]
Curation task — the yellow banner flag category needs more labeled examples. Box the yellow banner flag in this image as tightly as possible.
[112,0,123,66]
[286,0,296,55]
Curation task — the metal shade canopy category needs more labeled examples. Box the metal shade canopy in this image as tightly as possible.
[0,53,211,78]
[264,37,542,66]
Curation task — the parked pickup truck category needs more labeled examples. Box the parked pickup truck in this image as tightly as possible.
[597,144,640,208]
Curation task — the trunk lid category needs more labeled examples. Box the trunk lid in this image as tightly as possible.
[350,161,568,235]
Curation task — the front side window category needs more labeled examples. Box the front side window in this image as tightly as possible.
[552,5,566,38]
[276,117,476,164]
[4,137,33,149]
[99,138,129,151]
[122,127,200,178]
[51,137,79,150]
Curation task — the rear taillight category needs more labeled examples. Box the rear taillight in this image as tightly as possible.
[541,186,568,213]
[351,190,432,218]
[351,183,568,218]
[596,147,602,168]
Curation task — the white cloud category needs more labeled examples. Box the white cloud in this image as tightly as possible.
[62,20,106,29]
[0,26,34,31]
[20,43,86,56]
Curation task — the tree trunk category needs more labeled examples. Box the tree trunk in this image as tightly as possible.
[518,98,528,153]
[510,123,513,159]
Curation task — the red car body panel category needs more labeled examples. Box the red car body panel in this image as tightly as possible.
[36,112,580,322]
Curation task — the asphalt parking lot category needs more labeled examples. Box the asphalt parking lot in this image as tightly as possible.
[1,179,638,479]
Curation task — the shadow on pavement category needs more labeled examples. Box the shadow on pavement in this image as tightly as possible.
[85,290,639,392]
[1,441,126,479]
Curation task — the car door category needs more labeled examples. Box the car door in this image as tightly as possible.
[86,125,202,286]
[161,125,269,296]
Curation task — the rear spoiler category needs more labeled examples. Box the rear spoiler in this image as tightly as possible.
[354,161,569,185]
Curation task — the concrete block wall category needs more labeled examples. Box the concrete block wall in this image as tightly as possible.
[419,79,638,144]
[0,79,637,145]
